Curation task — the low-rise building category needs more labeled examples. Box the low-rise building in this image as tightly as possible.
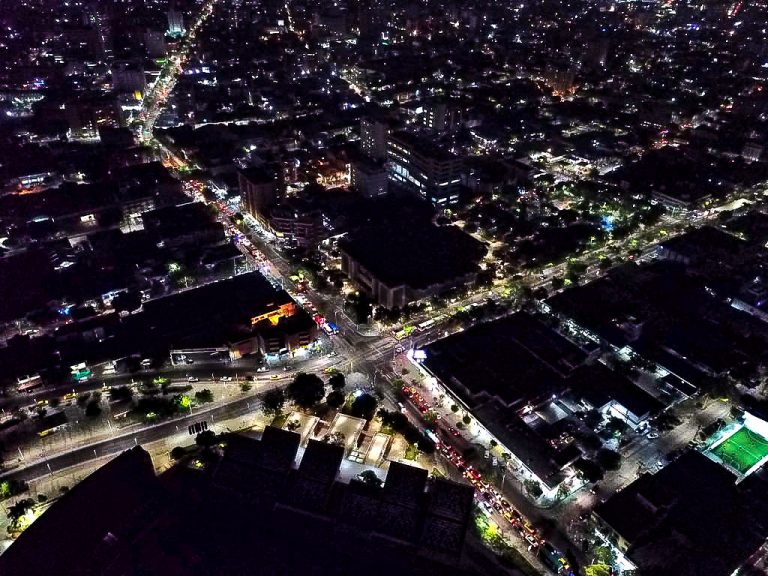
[340,222,484,309]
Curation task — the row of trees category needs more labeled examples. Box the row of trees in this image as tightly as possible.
[262,372,347,416]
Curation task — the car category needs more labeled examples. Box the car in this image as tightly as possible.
[220,376,232,382]
[188,376,199,382]
[270,374,279,380]
[524,534,539,549]
[647,431,659,439]
[256,366,269,372]
[185,358,195,364]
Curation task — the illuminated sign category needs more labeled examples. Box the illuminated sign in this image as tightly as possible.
[250,302,296,327]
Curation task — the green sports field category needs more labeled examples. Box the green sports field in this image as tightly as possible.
[711,427,768,474]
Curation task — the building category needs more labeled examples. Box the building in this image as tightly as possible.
[592,450,768,576]
[360,117,389,160]
[340,222,484,309]
[418,312,592,492]
[167,4,185,36]
[239,166,281,219]
[387,130,463,206]
[65,95,121,140]
[111,61,146,97]
[350,158,388,198]
[143,29,167,58]
[0,431,481,576]
[543,64,576,96]
[424,101,457,133]
[268,206,324,248]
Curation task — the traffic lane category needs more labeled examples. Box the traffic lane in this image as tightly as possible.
[0,388,274,483]
[396,372,584,567]
[2,353,339,411]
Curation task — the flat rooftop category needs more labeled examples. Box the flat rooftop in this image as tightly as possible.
[422,312,587,409]
[341,222,485,290]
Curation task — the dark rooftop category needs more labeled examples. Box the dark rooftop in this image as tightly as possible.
[422,312,587,409]
[594,450,768,576]
[0,430,481,576]
[341,222,485,290]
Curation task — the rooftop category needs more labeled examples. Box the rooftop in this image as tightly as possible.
[0,430,480,576]
[341,222,485,290]
[594,450,768,576]
[422,312,587,410]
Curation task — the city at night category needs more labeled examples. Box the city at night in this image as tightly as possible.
[0,0,768,574]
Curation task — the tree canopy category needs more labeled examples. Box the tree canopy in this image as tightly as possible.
[348,392,378,420]
[326,390,345,409]
[262,388,286,416]
[287,373,325,409]
[329,372,346,390]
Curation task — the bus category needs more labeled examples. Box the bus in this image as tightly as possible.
[417,319,436,332]
[322,322,339,335]
[17,374,43,394]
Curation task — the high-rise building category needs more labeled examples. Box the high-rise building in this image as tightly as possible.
[111,61,146,96]
[387,131,463,206]
[424,101,458,133]
[360,117,388,160]
[65,95,121,140]
[350,158,388,198]
[143,29,167,58]
[167,4,185,36]
[239,167,281,219]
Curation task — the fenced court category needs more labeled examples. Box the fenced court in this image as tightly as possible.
[710,426,768,475]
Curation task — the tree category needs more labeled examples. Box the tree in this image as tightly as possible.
[325,431,345,446]
[287,373,325,409]
[170,446,186,460]
[195,430,217,448]
[358,470,383,488]
[450,404,460,413]
[326,390,345,409]
[8,498,34,523]
[112,290,142,314]
[349,393,378,420]
[524,479,543,498]
[584,565,612,576]
[194,389,214,404]
[329,372,346,390]
[605,416,628,436]
[0,479,27,500]
[109,386,133,402]
[462,414,471,425]
[592,544,615,566]
[48,397,60,409]
[596,448,622,471]
[575,458,604,483]
[85,400,102,418]
[262,388,286,416]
